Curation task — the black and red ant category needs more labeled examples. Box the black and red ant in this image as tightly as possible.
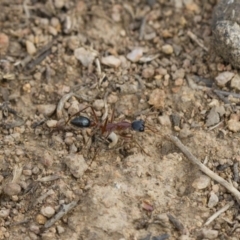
[66,105,149,155]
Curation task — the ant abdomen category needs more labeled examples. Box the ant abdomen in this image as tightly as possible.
[70,116,91,128]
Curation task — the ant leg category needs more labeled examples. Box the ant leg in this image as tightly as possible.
[102,117,108,134]
[110,106,115,123]
[89,106,99,124]
[118,133,151,156]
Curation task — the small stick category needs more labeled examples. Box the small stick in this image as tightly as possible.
[167,214,186,235]
[167,135,240,204]
[213,89,240,99]
[56,92,75,120]
[208,121,224,131]
[43,199,79,229]
[204,201,234,226]
[95,58,101,76]
[56,92,94,120]
[33,189,55,207]
[139,16,146,40]
[36,175,61,182]
[187,30,208,52]
[233,162,239,183]
[213,90,230,104]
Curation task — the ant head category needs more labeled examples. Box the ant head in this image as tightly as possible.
[131,119,145,132]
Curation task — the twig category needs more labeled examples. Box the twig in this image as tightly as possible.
[204,201,234,226]
[213,89,240,99]
[139,16,146,40]
[167,134,240,204]
[33,189,55,207]
[167,213,186,234]
[56,92,75,120]
[208,121,224,131]
[187,30,208,52]
[43,199,79,229]
[213,90,230,104]
[95,58,101,76]
[56,91,95,120]
[233,162,239,183]
[36,175,61,182]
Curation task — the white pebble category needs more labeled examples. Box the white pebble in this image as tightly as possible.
[74,47,98,67]
[208,192,219,208]
[41,206,55,218]
[227,119,240,132]
[202,229,219,239]
[46,119,58,128]
[101,55,121,68]
[161,44,173,54]
[192,175,211,189]
[0,209,10,218]
[37,104,56,117]
[3,183,21,196]
[231,74,240,90]
[26,40,37,55]
[64,154,88,178]
[126,48,143,62]
[215,71,234,87]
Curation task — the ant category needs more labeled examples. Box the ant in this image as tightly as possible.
[66,105,148,155]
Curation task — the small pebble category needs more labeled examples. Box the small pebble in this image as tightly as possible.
[56,225,65,234]
[67,36,80,50]
[37,104,56,117]
[192,175,211,189]
[41,206,55,218]
[50,17,60,28]
[23,169,32,176]
[158,115,171,126]
[206,107,220,127]
[231,74,240,90]
[227,119,240,132]
[212,184,219,193]
[101,55,121,68]
[208,192,219,208]
[175,78,184,86]
[107,93,119,104]
[0,209,10,218]
[23,83,31,93]
[93,99,105,110]
[74,47,98,67]
[202,229,219,239]
[48,26,58,36]
[0,32,9,52]
[46,120,58,128]
[64,154,88,178]
[161,44,174,54]
[215,71,234,87]
[29,224,40,234]
[26,40,37,55]
[68,100,80,116]
[126,48,143,62]
[148,89,166,109]
[3,183,21,196]
[54,0,65,9]
[142,67,155,79]
[179,235,191,240]
[41,151,53,167]
[35,214,47,225]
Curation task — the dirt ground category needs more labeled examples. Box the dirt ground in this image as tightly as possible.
[1,0,240,239]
